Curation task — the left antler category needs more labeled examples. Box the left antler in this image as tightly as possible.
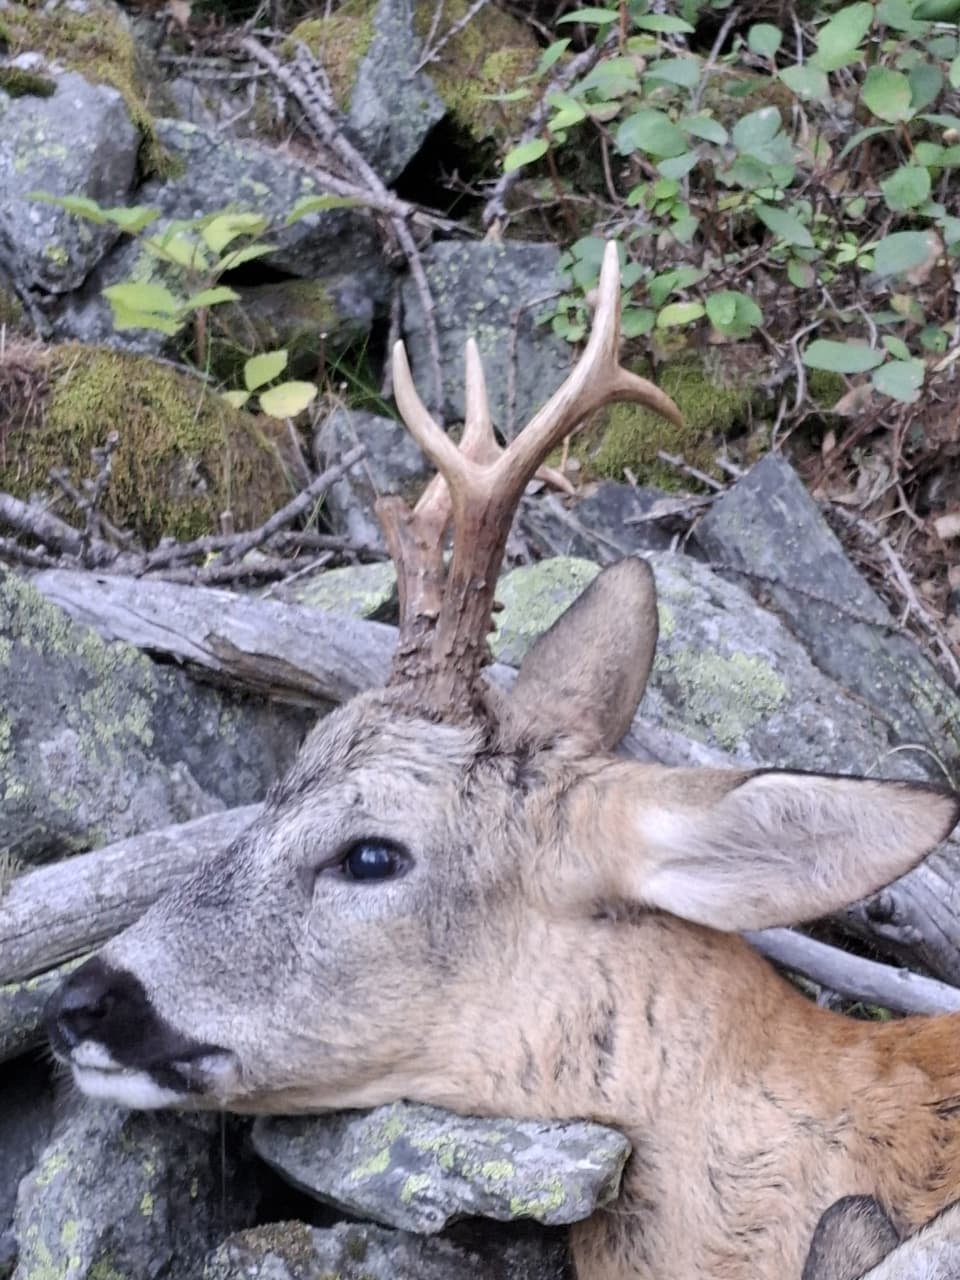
[377,241,683,717]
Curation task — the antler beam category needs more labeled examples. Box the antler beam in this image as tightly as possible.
[377,241,683,717]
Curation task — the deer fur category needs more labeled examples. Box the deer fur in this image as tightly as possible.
[45,244,960,1280]
[804,1195,960,1280]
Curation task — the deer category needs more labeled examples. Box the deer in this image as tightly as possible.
[803,1196,960,1279]
[45,242,960,1280]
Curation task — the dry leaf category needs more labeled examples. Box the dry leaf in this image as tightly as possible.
[934,510,960,540]
[168,0,191,27]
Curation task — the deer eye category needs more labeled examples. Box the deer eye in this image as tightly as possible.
[335,839,409,883]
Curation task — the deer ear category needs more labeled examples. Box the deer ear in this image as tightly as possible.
[578,767,960,930]
[504,558,658,752]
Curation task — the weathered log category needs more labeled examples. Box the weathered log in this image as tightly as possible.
[0,807,259,984]
[28,568,960,986]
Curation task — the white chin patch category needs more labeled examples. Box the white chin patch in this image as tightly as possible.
[72,1065,185,1110]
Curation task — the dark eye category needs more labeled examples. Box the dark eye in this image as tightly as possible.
[336,839,409,883]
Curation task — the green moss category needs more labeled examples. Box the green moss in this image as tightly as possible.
[0,345,293,545]
[807,368,846,408]
[0,66,55,97]
[583,358,752,488]
[1,0,169,174]
[283,3,374,107]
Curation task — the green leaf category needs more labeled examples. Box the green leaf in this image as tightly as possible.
[657,151,699,178]
[787,258,815,288]
[914,0,960,17]
[882,335,911,361]
[950,54,960,90]
[616,109,688,157]
[748,23,782,57]
[880,164,931,211]
[705,289,762,337]
[644,57,699,89]
[732,107,781,151]
[648,265,705,306]
[285,194,365,225]
[656,301,705,328]
[909,63,943,115]
[28,193,109,224]
[144,231,209,271]
[222,390,251,410]
[216,243,277,272]
[183,286,240,310]
[103,281,182,315]
[106,302,182,336]
[556,6,618,22]
[814,3,873,72]
[873,229,940,275]
[245,350,288,392]
[577,56,638,97]
[679,113,728,144]
[201,212,267,254]
[536,38,571,77]
[259,381,318,418]
[779,64,831,100]
[503,138,549,172]
[548,92,588,131]
[634,13,695,32]
[871,358,924,402]
[862,67,913,122]
[621,307,655,337]
[839,124,894,158]
[755,203,814,247]
[803,339,885,373]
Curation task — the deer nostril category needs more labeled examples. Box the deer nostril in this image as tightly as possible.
[45,956,121,1051]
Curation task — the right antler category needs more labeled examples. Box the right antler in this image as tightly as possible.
[376,240,683,719]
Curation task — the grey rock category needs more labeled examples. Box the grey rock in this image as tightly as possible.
[274,560,397,620]
[315,407,431,551]
[13,1101,258,1280]
[206,1219,570,1280]
[1,568,309,865]
[347,0,446,182]
[252,1101,629,1233]
[52,118,391,351]
[694,453,960,760]
[0,70,137,294]
[518,482,680,566]
[0,1060,54,1274]
[401,241,573,429]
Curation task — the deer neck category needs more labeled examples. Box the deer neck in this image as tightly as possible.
[437,913,960,1280]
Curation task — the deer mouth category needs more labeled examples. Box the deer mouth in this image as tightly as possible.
[65,1039,242,1110]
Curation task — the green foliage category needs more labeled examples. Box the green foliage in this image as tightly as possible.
[498,0,960,411]
[30,195,324,419]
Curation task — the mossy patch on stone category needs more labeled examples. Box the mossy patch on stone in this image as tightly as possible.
[283,2,374,107]
[1,0,170,173]
[0,65,55,97]
[580,357,753,488]
[0,343,294,545]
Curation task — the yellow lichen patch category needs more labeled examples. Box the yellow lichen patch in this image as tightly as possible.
[580,357,754,488]
[283,2,374,108]
[1,0,171,174]
[0,343,294,545]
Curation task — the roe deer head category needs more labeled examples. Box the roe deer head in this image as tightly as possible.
[46,243,960,1280]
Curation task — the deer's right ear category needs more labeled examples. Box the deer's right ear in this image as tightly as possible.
[503,557,658,752]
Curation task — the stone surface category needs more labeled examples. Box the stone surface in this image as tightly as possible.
[347,0,446,182]
[275,560,397,619]
[0,568,310,865]
[0,1060,54,1277]
[401,241,573,429]
[0,70,137,294]
[13,1101,258,1280]
[518,482,681,564]
[52,118,391,352]
[252,1102,629,1233]
[694,453,960,761]
[314,407,431,551]
[206,1219,570,1280]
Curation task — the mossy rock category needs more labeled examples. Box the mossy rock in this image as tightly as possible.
[0,0,169,173]
[578,357,755,488]
[0,65,55,97]
[0,344,294,545]
[285,0,537,145]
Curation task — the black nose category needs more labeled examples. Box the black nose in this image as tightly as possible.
[45,956,118,1051]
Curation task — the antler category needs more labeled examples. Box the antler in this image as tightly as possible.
[376,240,683,718]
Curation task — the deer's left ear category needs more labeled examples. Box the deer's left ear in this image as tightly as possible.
[502,557,658,752]
[565,765,960,930]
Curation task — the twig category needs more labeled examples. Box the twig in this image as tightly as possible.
[746,928,960,1017]
[656,450,726,491]
[413,0,493,73]
[80,432,120,565]
[689,4,741,111]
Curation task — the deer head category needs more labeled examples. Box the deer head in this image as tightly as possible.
[45,244,959,1279]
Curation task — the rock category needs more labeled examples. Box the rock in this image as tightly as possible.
[274,560,397,619]
[694,453,960,761]
[221,279,373,375]
[518,482,680,567]
[0,568,310,865]
[0,1059,54,1277]
[0,69,137,294]
[347,0,446,182]
[52,118,391,353]
[13,1101,258,1280]
[493,559,602,667]
[206,1219,570,1280]
[252,1101,629,1234]
[314,407,431,551]
[401,241,573,428]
